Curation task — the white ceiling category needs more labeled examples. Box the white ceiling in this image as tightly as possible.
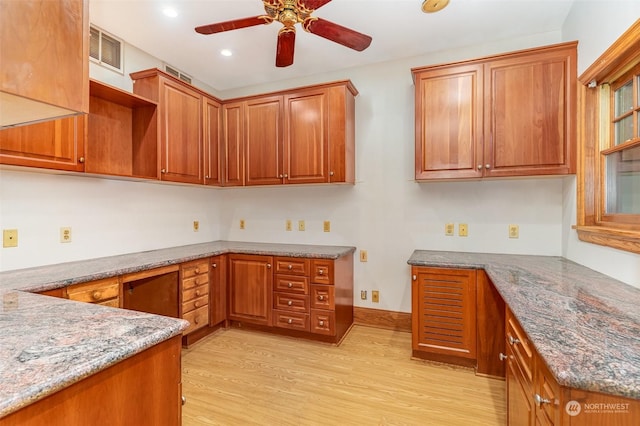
[90,0,577,92]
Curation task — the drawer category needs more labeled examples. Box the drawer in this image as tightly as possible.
[97,298,120,308]
[273,310,309,331]
[310,259,334,285]
[506,309,534,384]
[310,310,335,336]
[310,285,335,310]
[273,292,309,312]
[67,277,120,304]
[183,305,209,335]
[181,260,209,279]
[274,275,309,294]
[274,257,309,275]
[182,294,209,314]
[183,283,209,302]
[183,274,209,290]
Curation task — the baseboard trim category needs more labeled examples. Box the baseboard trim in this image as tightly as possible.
[353,307,412,332]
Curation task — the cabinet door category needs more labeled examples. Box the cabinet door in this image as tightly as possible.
[414,63,484,180]
[0,115,85,171]
[203,96,222,186]
[411,267,477,360]
[244,96,283,185]
[327,85,356,183]
[159,78,202,184]
[507,348,535,426]
[1,0,89,126]
[284,89,328,184]
[484,44,576,177]
[209,255,227,326]
[222,101,244,186]
[228,254,273,326]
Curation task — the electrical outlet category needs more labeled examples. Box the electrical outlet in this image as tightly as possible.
[193,221,199,232]
[360,290,367,300]
[509,224,519,239]
[360,250,368,262]
[239,219,245,230]
[459,223,468,237]
[372,290,380,303]
[285,219,292,231]
[323,220,331,232]
[60,227,72,243]
[445,223,454,236]
[3,229,18,248]
[298,220,305,231]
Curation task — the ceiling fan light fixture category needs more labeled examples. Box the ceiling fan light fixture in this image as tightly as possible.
[422,0,450,13]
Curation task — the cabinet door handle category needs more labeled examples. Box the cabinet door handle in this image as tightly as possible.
[284,173,288,178]
[205,175,210,179]
[79,157,85,164]
[182,395,186,406]
[212,263,217,268]
[508,335,520,345]
[485,164,491,169]
[499,353,507,361]
[477,164,483,170]
[161,168,166,173]
[534,394,551,406]
[279,174,284,178]
[412,275,417,281]
[267,263,271,269]
[329,171,334,176]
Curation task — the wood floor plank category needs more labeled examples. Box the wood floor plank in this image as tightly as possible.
[182,325,505,425]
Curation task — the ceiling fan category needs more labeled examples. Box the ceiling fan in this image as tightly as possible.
[195,0,373,67]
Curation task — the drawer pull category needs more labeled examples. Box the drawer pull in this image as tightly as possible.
[287,318,293,324]
[195,268,200,274]
[499,353,507,361]
[194,301,200,308]
[182,395,186,406]
[318,295,325,301]
[287,300,293,306]
[508,335,520,345]
[288,282,293,288]
[318,270,324,275]
[534,394,551,406]
[319,320,325,327]
[196,290,201,297]
[288,264,293,270]
[194,316,200,325]
[194,278,199,285]
[91,290,102,300]
[212,263,217,268]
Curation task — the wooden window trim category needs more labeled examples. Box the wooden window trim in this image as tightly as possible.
[575,19,640,254]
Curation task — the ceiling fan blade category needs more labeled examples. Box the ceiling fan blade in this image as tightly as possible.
[195,15,271,35]
[300,0,333,10]
[276,28,296,68]
[303,17,372,51]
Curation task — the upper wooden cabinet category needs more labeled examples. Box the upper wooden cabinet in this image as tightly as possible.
[223,81,357,187]
[0,0,89,128]
[203,96,222,186]
[413,42,577,180]
[130,69,222,185]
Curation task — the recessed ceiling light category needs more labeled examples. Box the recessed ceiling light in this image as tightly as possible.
[163,7,178,18]
[220,49,233,57]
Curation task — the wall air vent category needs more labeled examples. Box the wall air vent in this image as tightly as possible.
[89,25,124,74]
[164,64,192,84]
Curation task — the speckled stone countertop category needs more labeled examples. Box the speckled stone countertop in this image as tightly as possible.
[0,241,356,293]
[0,241,355,418]
[408,250,640,400]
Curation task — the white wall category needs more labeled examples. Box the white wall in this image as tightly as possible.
[561,2,640,287]
[2,3,638,311]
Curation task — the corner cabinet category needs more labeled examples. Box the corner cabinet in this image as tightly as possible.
[1,0,89,128]
[223,81,356,187]
[130,68,222,185]
[413,41,577,180]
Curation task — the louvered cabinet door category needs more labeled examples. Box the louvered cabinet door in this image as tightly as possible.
[411,267,477,362]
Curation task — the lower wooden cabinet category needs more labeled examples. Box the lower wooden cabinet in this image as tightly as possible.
[66,277,121,307]
[209,255,227,326]
[411,267,477,365]
[180,260,210,335]
[1,335,182,426]
[228,254,273,326]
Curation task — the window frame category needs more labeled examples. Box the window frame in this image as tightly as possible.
[576,19,640,254]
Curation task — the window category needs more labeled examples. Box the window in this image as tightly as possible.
[576,20,640,254]
[89,25,124,73]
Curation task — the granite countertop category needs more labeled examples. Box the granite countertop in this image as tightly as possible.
[408,250,640,400]
[0,241,355,418]
[0,241,356,293]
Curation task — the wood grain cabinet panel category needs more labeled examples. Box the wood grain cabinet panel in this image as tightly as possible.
[411,267,477,364]
[1,0,89,128]
[66,277,121,307]
[413,41,576,180]
[204,96,222,186]
[209,255,227,327]
[228,254,273,326]
[222,101,245,186]
[244,96,284,186]
[180,260,210,335]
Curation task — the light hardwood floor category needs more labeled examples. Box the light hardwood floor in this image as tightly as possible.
[181,325,506,425]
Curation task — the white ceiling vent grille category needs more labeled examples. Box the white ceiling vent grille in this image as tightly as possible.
[89,25,124,74]
[165,65,192,85]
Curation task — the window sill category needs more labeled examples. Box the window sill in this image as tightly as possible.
[574,225,640,255]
